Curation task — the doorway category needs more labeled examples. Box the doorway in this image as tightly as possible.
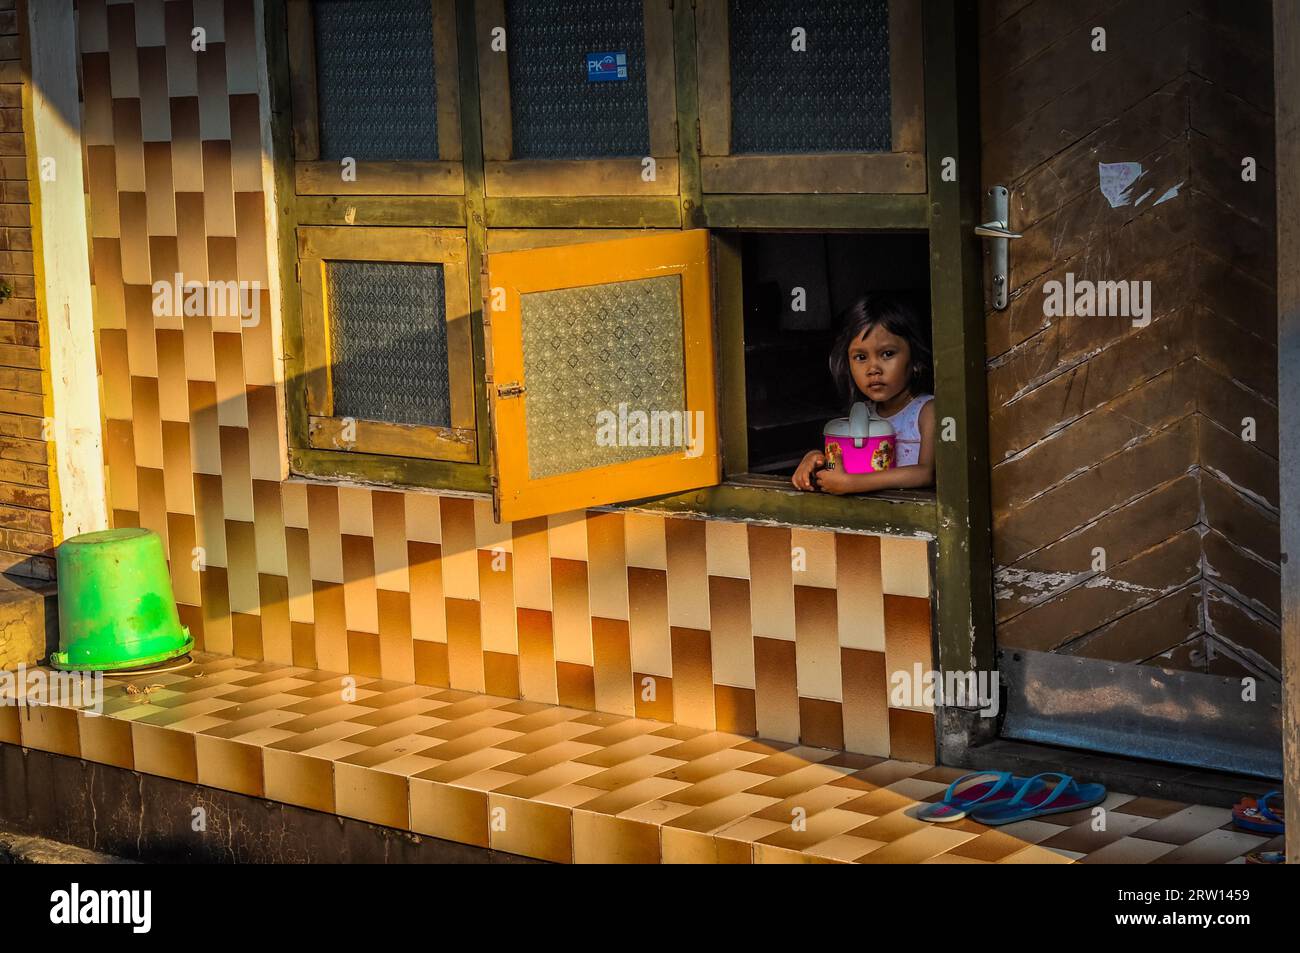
[976,0,1281,776]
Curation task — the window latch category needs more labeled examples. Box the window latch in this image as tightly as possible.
[496,381,526,399]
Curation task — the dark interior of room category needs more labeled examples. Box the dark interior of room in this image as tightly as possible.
[738,231,932,475]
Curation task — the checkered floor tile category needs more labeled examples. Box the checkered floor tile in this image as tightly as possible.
[0,654,1280,864]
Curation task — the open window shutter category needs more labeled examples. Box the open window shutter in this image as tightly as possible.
[485,230,719,521]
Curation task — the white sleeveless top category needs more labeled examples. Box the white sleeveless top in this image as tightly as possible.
[869,394,933,467]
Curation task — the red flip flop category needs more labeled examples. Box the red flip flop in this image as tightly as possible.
[1233,792,1285,835]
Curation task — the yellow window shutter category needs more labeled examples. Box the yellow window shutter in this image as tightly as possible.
[486,230,719,521]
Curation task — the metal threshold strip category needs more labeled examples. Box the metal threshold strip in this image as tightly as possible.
[997,649,1282,780]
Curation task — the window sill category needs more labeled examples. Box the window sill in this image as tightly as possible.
[288,451,936,538]
[288,447,491,496]
[606,473,937,538]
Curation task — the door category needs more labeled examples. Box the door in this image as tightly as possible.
[484,230,719,521]
[978,1,1281,775]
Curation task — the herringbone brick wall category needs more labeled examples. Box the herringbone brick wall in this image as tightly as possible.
[981,0,1279,683]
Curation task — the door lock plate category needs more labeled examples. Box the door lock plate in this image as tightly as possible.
[976,186,1021,310]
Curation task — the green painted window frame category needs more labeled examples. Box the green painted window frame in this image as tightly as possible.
[265,0,982,539]
[286,0,466,193]
[269,0,494,493]
[295,227,479,466]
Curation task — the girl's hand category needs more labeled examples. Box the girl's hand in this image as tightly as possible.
[810,465,856,495]
[792,451,825,491]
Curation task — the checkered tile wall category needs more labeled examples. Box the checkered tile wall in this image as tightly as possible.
[78,0,936,761]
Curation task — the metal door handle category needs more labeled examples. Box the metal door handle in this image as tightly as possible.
[974,222,1022,240]
[978,187,1017,310]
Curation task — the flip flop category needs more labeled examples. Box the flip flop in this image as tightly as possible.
[1245,850,1284,864]
[1233,791,1285,835]
[917,771,1038,823]
[968,772,1107,826]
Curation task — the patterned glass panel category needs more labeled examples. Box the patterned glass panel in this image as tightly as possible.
[325,260,451,428]
[729,0,891,154]
[521,275,687,479]
[505,0,650,159]
[313,0,439,161]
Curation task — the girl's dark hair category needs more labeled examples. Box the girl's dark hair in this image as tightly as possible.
[828,293,933,408]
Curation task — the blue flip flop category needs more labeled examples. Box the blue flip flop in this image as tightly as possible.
[917,771,1039,823]
[968,772,1107,826]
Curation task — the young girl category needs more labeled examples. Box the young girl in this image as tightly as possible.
[792,294,936,495]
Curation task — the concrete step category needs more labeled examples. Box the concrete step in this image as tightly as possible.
[0,574,57,671]
[0,830,135,864]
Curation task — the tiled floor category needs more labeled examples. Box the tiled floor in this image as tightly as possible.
[0,653,1281,863]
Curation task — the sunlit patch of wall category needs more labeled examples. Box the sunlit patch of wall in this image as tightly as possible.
[75,0,937,761]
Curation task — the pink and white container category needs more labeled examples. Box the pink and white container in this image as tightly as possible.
[823,402,896,473]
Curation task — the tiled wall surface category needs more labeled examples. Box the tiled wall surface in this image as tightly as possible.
[0,0,53,580]
[78,0,936,761]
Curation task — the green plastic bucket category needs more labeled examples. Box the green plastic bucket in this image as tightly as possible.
[51,528,193,672]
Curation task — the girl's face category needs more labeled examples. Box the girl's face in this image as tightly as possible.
[849,323,913,408]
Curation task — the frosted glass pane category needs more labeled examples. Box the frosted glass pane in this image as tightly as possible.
[326,260,451,428]
[505,0,650,159]
[314,0,440,161]
[521,275,687,479]
[729,0,891,154]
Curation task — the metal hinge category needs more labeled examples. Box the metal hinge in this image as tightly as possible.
[496,381,525,399]
[294,261,301,283]
[481,269,498,327]
[695,118,702,151]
